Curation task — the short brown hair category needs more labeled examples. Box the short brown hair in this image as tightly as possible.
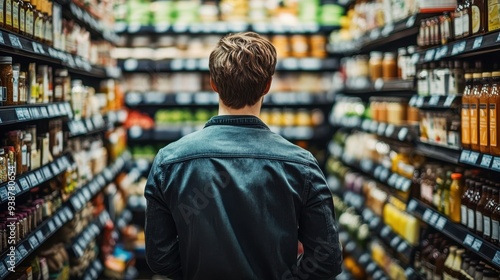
[209,32,277,109]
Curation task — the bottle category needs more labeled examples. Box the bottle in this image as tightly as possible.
[397,47,407,79]
[470,73,483,151]
[443,246,457,280]
[484,188,498,242]
[452,249,465,278]
[454,0,464,39]
[480,72,492,153]
[5,0,13,31]
[442,171,453,216]
[382,52,397,80]
[461,179,472,227]
[12,64,19,106]
[12,0,20,33]
[34,0,42,41]
[475,184,488,236]
[467,181,480,232]
[471,0,486,34]
[463,0,471,37]
[369,51,383,81]
[18,0,25,35]
[44,0,52,46]
[434,168,445,210]
[418,64,430,96]
[449,173,463,223]
[490,71,500,155]
[440,12,453,45]
[449,61,465,95]
[24,0,33,38]
[462,73,474,149]
[492,186,500,245]
[71,80,83,120]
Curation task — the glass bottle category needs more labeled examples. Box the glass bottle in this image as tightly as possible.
[449,60,465,95]
[454,0,464,39]
[484,188,498,242]
[5,0,13,31]
[12,0,20,33]
[18,71,26,105]
[463,0,471,37]
[443,246,457,280]
[442,171,452,216]
[452,249,465,278]
[479,72,492,153]
[492,186,500,245]
[490,71,500,155]
[461,179,472,227]
[34,0,42,41]
[467,181,480,232]
[471,0,486,34]
[44,0,52,46]
[462,73,473,149]
[470,73,483,151]
[475,184,488,236]
[24,0,34,38]
[449,173,463,223]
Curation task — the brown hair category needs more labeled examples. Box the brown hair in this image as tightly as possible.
[209,32,277,109]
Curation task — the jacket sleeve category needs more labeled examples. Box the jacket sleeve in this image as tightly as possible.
[295,154,342,279]
[144,153,183,279]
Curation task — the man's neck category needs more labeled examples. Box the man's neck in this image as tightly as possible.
[218,101,262,117]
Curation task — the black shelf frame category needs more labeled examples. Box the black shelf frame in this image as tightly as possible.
[66,114,107,138]
[0,102,72,126]
[409,94,460,109]
[415,141,462,165]
[68,210,110,258]
[80,259,104,280]
[407,199,500,269]
[459,149,500,173]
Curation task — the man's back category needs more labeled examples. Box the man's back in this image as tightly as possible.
[145,116,341,280]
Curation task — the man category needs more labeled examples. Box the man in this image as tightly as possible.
[144,32,342,280]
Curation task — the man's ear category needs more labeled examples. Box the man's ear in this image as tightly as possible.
[210,78,218,93]
[263,77,272,96]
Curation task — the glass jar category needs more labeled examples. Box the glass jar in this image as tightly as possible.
[6,130,23,175]
[0,57,14,106]
[369,51,383,82]
[18,71,26,104]
[382,52,397,80]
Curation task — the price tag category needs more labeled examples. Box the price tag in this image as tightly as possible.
[473,36,483,49]
[491,157,500,171]
[464,234,474,246]
[377,122,386,136]
[460,150,471,163]
[0,188,7,203]
[54,215,62,228]
[468,152,480,164]
[43,166,52,178]
[73,244,84,258]
[36,230,44,242]
[281,58,299,70]
[366,262,377,274]
[71,196,81,210]
[29,235,39,248]
[170,59,184,70]
[0,262,7,277]
[300,58,322,70]
[493,251,500,265]
[381,24,394,37]
[429,95,440,106]
[82,187,91,200]
[47,220,56,232]
[361,119,371,131]
[18,245,27,257]
[8,34,22,49]
[19,178,30,191]
[28,173,38,187]
[397,241,409,253]
[471,239,483,251]
[370,121,378,133]
[416,96,425,108]
[398,127,409,141]
[65,207,74,220]
[373,166,383,178]
[395,176,405,190]
[370,217,381,229]
[436,216,447,230]
[423,209,432,222]
[385,124,395,137]
[154,23,169,33]
[430,212,439,225]
[443,95,455,107]
[407,200,417,212]
[390,236,402,247]
[380,225,391,238]
[379,168,389,182]
[387,173,398,187]
[369,28,381,40]
[425,49,435,62]
[480,154,493,168]
[15,108,26,120]
[406,14,417,27]
[402,180,412,192]
[123,59,138,71]
[452,41,466,55]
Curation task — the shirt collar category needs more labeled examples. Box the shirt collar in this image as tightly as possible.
[204,115,270,130]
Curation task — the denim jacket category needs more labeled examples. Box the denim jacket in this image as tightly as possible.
[144,115,342,280]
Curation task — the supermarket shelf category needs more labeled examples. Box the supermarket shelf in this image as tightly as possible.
[0,102,72,126]
[420,30,500,62]
[0,28,121,79]
[330,116,416,142]
[407,199,500,269]
[118,57,339,72]
[128,125,331,142]
[409,95,460,109]
[329,14,422,54]
[115,22,339,35]
[337,79,415,96]
[0,151,130,279]
[338,230,389,280]
[459,150,500,173]
[66,115,107,137]
[415,141,461,164]
[69,210,111,258]
[54,0,119,44]
[81,259,104,280]
[0,154,72,204]
[125,91,334,107]
[105,110,128,126]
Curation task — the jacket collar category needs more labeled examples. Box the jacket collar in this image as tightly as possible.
[204,115,270,130]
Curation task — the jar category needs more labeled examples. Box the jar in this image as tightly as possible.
[290,35,308,58]
[407,106,420,124]
[369,51,383,82]
[21,130,30,172]
[24,0,33,38]
[12,63,19,105]
[18,71,26,104]
[310,35,326,58]
[6,130,23,175]
[272,35,289,58]
[0,149,6,183]
[387,99,407,125]
[397,47,407,79]
[0,57,14,106]
[382,52,397,80]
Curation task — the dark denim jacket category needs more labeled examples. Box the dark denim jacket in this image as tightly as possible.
[144,115,342,280]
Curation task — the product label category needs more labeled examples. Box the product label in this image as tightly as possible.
[34,16,41,39]
[470,104,479,145]
[21,144,26,166]
[5,0,12,26]
[472,5,481,33]
[19,84,25,102]
[45,21,52,42]
[492,219,499,241]
[26,10,33,36]
[489,4,500,31]
[12,2,18,30]
[480,103,489,146]
[19,9,24,33]
[476,211,483,232]
[462,104,471,144]
[0,1,4,23]
[463,11,469,35]
[491,103,497,147]
[54,85,62,99]
[461,205,468,226]
[484,216,491,237]
[12,69,18,103]
[455,14,463,38]
[468,208,475,230]
[421,183,434,205]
